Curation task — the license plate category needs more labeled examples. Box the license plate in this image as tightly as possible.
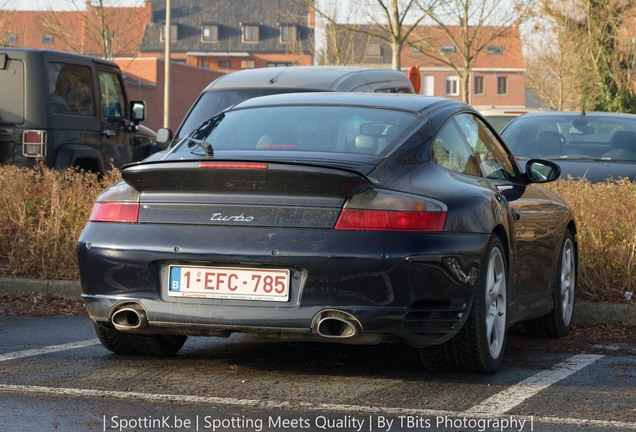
[168,265,290,302]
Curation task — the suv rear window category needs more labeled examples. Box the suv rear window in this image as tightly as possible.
[0,58,24,124]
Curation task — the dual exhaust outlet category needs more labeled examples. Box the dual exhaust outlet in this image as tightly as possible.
[110,303,361,340]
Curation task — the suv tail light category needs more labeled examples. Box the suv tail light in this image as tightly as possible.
[335,189,447,232]
[22,130,47,157]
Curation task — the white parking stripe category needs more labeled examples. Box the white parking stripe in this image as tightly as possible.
[0,383,634,430]
[0,339,100,362]
[464,354,605,416]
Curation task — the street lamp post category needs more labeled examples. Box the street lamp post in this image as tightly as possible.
[164,0,171,128]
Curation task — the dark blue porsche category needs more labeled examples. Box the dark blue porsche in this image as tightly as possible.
[78,93,577,373]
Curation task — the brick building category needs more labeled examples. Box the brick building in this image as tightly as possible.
[138,0,315,71]
[327,24,526,108]
[2,1,527,123]
[0,2,150,58]
[0,1,315,129]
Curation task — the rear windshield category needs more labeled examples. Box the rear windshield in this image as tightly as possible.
[173,105,423,157]
[0,58,24,124]
[177,88,320,140]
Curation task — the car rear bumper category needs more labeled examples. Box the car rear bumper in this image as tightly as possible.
[78,223,489,347]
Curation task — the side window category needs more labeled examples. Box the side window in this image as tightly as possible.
[98,70,126,118]
[431,119,481,176]
[374,87,414,94]
[49,62,95,116]
[456,113,516,181]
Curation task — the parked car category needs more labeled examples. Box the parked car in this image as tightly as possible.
[0,48,151,173]
[479,107,548,132]
[501,111,636,182]
[78,93,577,373]
[154,66,415,150]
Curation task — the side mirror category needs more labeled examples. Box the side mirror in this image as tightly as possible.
[525,159,561,183]
[156,128,173,150]
[130,101,146,123]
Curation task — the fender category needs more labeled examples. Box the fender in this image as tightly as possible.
[54,144,105,172]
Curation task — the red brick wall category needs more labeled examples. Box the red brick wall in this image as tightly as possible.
[116,58,224,132]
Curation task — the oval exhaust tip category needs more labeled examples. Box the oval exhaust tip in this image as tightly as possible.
[111,305,147,331]
[316,317,358,338]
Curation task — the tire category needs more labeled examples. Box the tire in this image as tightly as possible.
[421,235,508,373]
[525,231,576,338]
[94,322,187,356]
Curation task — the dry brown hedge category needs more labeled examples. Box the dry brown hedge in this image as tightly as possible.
[0,165,120,280]
[0,166,633,304]
[546,178,635,304]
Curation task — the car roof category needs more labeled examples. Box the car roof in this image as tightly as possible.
[0,47,119,68]
[229,92,466,113]
[511,111,636,120]
[479,108,541,115]
[204,66,413,92]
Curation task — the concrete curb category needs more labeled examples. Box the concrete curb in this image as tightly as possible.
[1,277,634,325]
[0,277,82,300]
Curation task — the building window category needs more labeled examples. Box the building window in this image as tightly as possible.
[279,24,296,43]
[267,62,292,67]
[423,75,434,96]
[474,76,484,95]
[161,23,178,42]
[219,60,231,69]
[411,46,421,53]
[201,60,209,68]
[5,33,17,44]
[241,60,255,69]
[42,33,54,44]
[440,45,455,54]
[366,43,383,57]
[445,76,459,96]
[487,45,503,55]
[497,76,507,95]
[201,24,218,42]
[242,24,259,42]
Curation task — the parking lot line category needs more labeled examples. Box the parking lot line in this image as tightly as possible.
[0,383,634,430]
[463,353,604,416]
[0,339,100,362]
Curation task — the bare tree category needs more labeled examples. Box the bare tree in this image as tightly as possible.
[409,0,533,103]
[316,1,378,65]
[524,3,580,110]
[318,22,375,65]
[41,0,144,60]
[541,0,636,112]
[0,3,17,47]
[305,0,440,70]
[278,4,317,66]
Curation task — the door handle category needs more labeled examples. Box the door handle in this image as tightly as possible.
[102,128,116,138]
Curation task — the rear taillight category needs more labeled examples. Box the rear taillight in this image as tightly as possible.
[89,202,140,223]
[89,182,140,223]
[22,130,47,157]
[335,189,447,232]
